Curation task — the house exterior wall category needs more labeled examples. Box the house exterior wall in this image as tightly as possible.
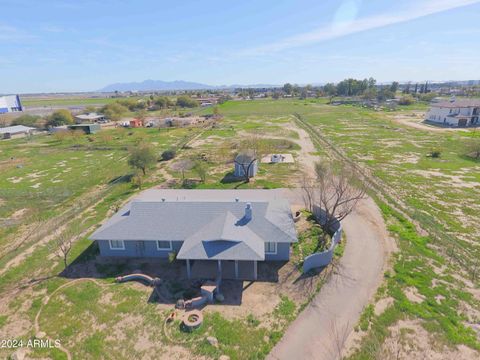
[264,242,290,261]
[97,239,291,261]
[97,240,182,258]
[426,106,480,126]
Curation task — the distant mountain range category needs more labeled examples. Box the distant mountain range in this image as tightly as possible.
[98,80,279,92]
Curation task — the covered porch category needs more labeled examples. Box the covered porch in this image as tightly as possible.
[186,259,258,280]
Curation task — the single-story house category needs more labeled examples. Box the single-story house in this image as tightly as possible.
[74,112,106,124]
[90,189,297,280]
[68,123,101,134]
[234,151,258,178]
[0,125,35,139]
[425,99,480,127]
[0,95,23,113]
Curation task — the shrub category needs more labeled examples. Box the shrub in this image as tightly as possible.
[428,150,441,158]
[161,149,176,161]
[11,114,42,128]
[398,95,415,105]
[47,109,74,127]
[176,96,198,108]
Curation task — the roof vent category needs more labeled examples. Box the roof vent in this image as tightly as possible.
[245,202,252,220]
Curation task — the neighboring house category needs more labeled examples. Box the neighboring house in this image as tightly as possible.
[234,151,258,178]
[74,112,106,123]
[130,118,143,128]
[0,95,23,114]
[0,125,35,139]
[425,99,480,127]
[68,123,101,134]
[90,189,297,280]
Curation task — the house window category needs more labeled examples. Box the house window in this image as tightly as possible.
[157,241,172,251]
[265,242,277,254]
[109,240,125,250]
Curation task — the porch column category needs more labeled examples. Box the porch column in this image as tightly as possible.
[186,259,191,279]
[253,260,257,280]
[234,260,239,279]
[217,260,222,277]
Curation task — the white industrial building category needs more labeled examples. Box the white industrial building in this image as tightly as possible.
[0,95,23,113]
[425,99,480,127]
[0,125,35,139]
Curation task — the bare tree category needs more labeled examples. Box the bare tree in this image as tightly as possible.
[193,160,207,183]
[49,228,75,269]
[311,162,366,232]
[301,174,315,212]
[234,135,272,182]
[170,158,194,181]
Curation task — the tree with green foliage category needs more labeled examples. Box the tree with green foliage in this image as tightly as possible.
[176,96,198,108]
[376,87,395,102]
[323,83,337,97]
[154,96,173,109]
[389,81,399,93]
[398,94,415,105]
[84,105,97,113]
[135,109,147,121]
[11,114,42,128]
[283,83,293,95]
[127,143,157,175]
[101,102,128,122]
[46,109,74,127]
[362,87,377,101]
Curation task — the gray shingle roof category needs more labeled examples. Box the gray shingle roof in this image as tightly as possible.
[90,189,297,260]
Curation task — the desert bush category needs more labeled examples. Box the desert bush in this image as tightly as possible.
[161,149,176,161]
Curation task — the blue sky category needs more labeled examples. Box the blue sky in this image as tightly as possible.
[1,0,479,93]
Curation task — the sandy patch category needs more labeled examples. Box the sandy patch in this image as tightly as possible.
[7,176,23,183]
[374,297,394,316]
[30,182,41,189]
[404,287,425,304]
[355,154,375,161]
[11,208,28,219]
[382,319,479,359]
[393,153,420,164]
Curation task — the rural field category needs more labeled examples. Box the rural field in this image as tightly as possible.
[0,99,479,359]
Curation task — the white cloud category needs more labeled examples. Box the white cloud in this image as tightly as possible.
[240,0,480,55]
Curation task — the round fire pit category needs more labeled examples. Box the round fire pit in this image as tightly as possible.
[182,310,203,331]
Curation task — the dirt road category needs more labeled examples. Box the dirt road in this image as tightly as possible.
[268,121,395,360]
[269,195,394,360]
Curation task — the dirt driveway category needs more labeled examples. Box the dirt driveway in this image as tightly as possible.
[389,112,470,132]
[268,120,395,360]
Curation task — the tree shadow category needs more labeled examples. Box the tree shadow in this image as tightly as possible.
[108,174,133,184]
